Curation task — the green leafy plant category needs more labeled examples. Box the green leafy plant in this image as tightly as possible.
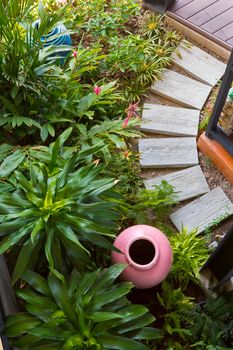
[151,281,194,349]
[5,265,163,349]
[74,0,140,39]
[0,128,124,282]
[0,0,73,141]
[169,228,209,289]
[186,291,233,348]
[76,118,142,160]
[127,180,177,225]
[139,13,166,39]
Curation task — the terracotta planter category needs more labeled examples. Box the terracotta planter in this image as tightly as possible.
[112,225,173,289]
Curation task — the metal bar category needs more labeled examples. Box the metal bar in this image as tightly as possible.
[206,49,233,136]
[201,224,233,283]
[207,128,233,156]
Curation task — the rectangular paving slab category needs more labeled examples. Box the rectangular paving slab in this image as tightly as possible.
[151,69,212,110]
[141,104,200,136]
[172,43,226,86]
[139,137,198,168]
[170,187,233,234]
[144,166,210,202]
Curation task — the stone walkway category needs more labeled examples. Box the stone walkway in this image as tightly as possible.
[140,42,233,234]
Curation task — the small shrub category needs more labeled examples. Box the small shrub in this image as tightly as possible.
[169,228,210,289]
[186,291,233,348]
[151,281,194,349]
[0,129,124,282]
[5,265,163,349]
[127,180,177,225]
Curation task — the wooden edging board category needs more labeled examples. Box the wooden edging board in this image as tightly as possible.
[166,14,231,61]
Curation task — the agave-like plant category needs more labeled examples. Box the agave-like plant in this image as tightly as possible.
[0,128,123,283]
[5,265,163,350]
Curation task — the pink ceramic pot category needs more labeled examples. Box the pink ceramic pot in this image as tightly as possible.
[111,224,173,289]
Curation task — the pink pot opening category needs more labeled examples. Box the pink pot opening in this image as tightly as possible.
[126,237,159,271]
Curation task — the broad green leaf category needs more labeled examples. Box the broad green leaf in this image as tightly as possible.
[12,239,35,284]
[49,127,72,170]
[57,223,89,254]
[0,149,25,177]
[5,313,42,336]
[99,335,149,350]
[48,275,78,326]
[57,228,92,269]
[85,264,126,297]
[0,144,14,161]
[88,311,122,322]
[16,290,53,309]
[93,282,133,308]
[22,270,51,296]
[31,218,45,244]
[76,142,105,163]
[0,217,32,234]
[62,335,82,349]
[0,224,33,254]
[132,327,164,340]
[76,93,97,117]
[44,227,63,281]
[117,313,155,334]
[13,334,42,348]
[107,134,125,149]
[28,327,72,341]
[41,124,49,142]
[14,171,35,194]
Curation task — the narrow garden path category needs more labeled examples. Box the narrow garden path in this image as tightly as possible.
[139,42,233,234]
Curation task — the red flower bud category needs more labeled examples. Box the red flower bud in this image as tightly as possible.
[93,86,101,95]
[122,116,130,128]
[125,102,139,118]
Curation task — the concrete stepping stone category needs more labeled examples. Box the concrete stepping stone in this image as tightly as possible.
[172,43,226,87]
[170,187,233,234]
[139,137,198,168]
[144,166,210,202]
[151,69,212,110]
[141,104,200,137]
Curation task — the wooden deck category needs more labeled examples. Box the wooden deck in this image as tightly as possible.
[167,0,233,50]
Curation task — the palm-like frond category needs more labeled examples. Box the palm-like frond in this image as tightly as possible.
[5,265,163,349]
[0,128,123,282]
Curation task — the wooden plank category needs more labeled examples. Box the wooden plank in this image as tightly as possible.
[188,0,233,26]
[166,16,232,60]
[141,104,200,136]
[175,0,218,19]
[172,43,226,86]
[201,7,233,34]
[169,0,193,12]
[215,21,233,42]
[227,37,233,46]
[139,137,198,168]
[170,187,233,234]
[144,166,210,202]
[151,69,212,110]
[188,9,211,27]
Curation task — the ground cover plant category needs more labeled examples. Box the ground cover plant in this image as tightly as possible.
[0,0,232,349]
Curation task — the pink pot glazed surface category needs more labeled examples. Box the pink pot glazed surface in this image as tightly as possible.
[111,224,173,289]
